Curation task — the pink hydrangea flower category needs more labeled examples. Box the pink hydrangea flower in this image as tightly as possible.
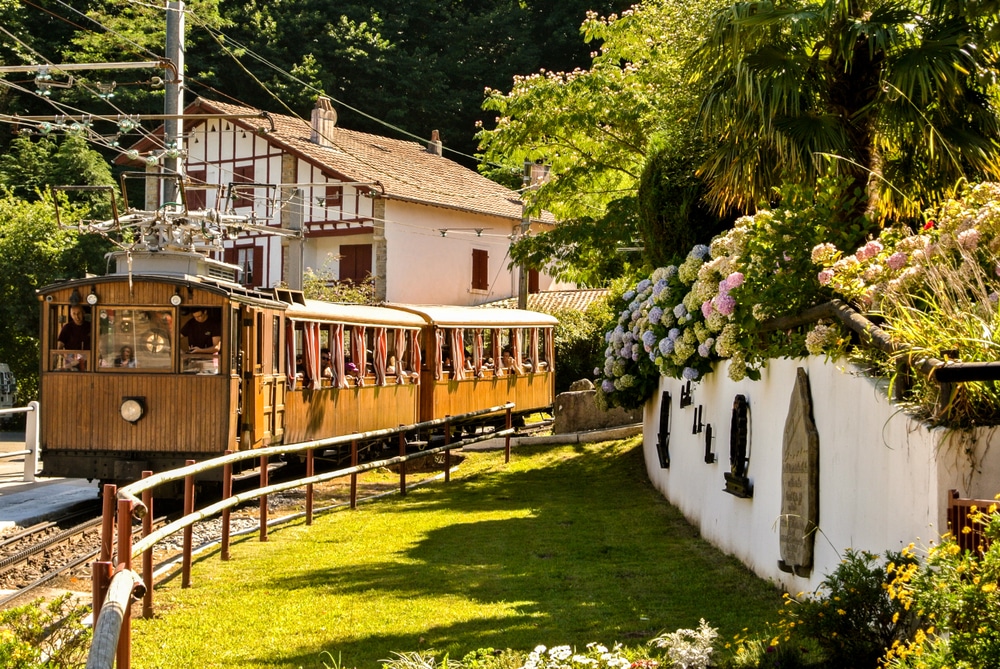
[724,272,745,291]
[818,269,834,285]
[886,252,907,271]
[714,293,736,316]
[701,300,714,318]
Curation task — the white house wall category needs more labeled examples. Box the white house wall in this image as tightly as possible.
[383,200,516,305]
[643,356,1000,592]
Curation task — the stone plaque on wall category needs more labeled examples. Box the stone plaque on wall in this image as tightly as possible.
[778,367,819,576]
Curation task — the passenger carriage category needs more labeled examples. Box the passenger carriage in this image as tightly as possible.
[38,255,558,486]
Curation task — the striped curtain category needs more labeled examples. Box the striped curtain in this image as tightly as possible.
[530,327,539,373]
[491,328,502,376]
[510,328,524,375]
[394,328,407,384]
[352,325,366,387]
[544,328,554,372]
[373,327,387,386]
[333,323,347,389]
[451,328,466,381]
[303,322,320,390]
[433,328,444,381]
[411,330,422,385]
[473,329,484,378]
[285,320,297,390]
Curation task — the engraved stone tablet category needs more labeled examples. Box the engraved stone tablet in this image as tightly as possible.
[779,368,819,576]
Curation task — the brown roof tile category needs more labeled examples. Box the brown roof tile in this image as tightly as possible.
[188,98,553,224]
[485,289,610,314]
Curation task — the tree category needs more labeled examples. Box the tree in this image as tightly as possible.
[693,0,1000,224]
[478,0,719,283]
[0,193,108,401]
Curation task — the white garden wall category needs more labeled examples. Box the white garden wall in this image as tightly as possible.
[643,356,1000,592]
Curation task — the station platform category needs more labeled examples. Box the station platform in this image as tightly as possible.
[0,432,96,531]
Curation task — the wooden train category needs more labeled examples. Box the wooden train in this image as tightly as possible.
[38,253,556,485]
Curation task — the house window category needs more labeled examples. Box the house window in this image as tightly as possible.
[340,244,372,284]
[186,169,207,210]
[528,268,540,294]
[472,249,489,291]
[225,245,263,287]
[325,185,343,208]
[231,164,255,208]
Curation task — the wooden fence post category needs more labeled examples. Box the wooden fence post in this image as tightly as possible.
[222,451,233,561]
[259,455,269,542]
[141,470,154,618]
[182,459,195,588]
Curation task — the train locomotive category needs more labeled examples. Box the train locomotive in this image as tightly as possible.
[38,250,556,485]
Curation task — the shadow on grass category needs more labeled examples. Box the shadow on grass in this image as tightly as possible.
[224,440,784,668]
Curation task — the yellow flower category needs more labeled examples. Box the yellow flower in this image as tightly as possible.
[982,582,997,593]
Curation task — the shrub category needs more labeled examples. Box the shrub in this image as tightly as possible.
[782,549,915,668]
[883,505,1000,668]
[0,594,92,669]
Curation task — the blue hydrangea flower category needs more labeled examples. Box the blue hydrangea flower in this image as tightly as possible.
[673,303,687,319]
[690,244,710,259]
[682,366,700,380]
[659,338,675,355]
[664,266,678,280]
[636,279,652,292]
[642,330,657,348]
[698,343,712,357]
[648,306,663,325]
[652,279,669,298]
[602,379,615,392]
[668,328,681,341]
[624,290,636,301]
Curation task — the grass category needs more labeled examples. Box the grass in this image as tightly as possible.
[131,438,785,668]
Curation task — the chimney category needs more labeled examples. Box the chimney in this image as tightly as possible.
[311,97,337,147]
[427,129,442,156]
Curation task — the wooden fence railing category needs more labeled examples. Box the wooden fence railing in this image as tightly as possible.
[85,404,516,669]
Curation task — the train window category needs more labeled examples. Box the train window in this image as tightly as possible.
[93,308,172,371]
[48,304,93,372]
[179,307,222,374]
[255,312,264,373]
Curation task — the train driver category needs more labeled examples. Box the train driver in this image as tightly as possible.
[181,309,221,354]
[57,305,91,371]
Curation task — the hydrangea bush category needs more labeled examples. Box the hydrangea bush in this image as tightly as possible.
[597,180,1000,425]
[597,178,864,409]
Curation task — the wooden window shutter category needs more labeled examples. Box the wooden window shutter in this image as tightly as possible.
[472,249,489,291]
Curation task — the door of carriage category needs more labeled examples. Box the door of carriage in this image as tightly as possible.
[238,304,285,449]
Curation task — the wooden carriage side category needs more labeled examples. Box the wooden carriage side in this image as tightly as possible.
[37,275,286,481]
[386,304,558,422]
[280,300,425,444]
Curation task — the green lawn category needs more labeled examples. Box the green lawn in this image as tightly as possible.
[131,438,784,668]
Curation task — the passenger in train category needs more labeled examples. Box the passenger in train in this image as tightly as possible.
[57,305,91,371]
[180,309,221,353]
[502,349,516,372]
[115,346,137,368]
[321,349,334,381]
[386,355,396,375]
[58,305,91,351]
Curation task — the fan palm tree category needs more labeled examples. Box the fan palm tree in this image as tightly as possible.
[693,0,1000,227]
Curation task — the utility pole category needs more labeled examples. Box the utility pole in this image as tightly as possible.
[517,161,531,310]
[163,1,185,206]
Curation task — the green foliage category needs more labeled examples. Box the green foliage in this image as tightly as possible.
[0,594,92,668]
[783,549,916,668]
[547,298,614,394]
[0,192,109,401]
[460,648,522,669]
[636,138,730,269]
[884,507,1000,668]
[300,259,377,305]
[693,0,1000,223]
[813,182,1000,426]
[480,0,718,282]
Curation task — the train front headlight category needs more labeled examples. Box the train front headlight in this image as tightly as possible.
[120,397,145,423]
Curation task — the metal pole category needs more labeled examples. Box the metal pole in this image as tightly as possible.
[259,454,269,542]
[505,407,512,464]
[444,418,451,483]
[23,401,38,482]
[350,439,358,509]
[100,484,116,562]
[306,448,314,525]
[116,498,134,669]
[182,459,195,588]
[141,471,154,618]
[221,451,232,561]
[163,1,185,205]
[398,431,406,496]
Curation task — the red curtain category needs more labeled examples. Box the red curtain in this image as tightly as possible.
[285,320,297,390]
[394,328,407,384]
[332,323,347,388]
[433,328,444,381]
[474,329,484,377]
[530,327,539,372]
[373,327,387,386]
[544,328,554,372]
[351,326,366,386]
[411,330,422,385]
[451,328,466,381]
